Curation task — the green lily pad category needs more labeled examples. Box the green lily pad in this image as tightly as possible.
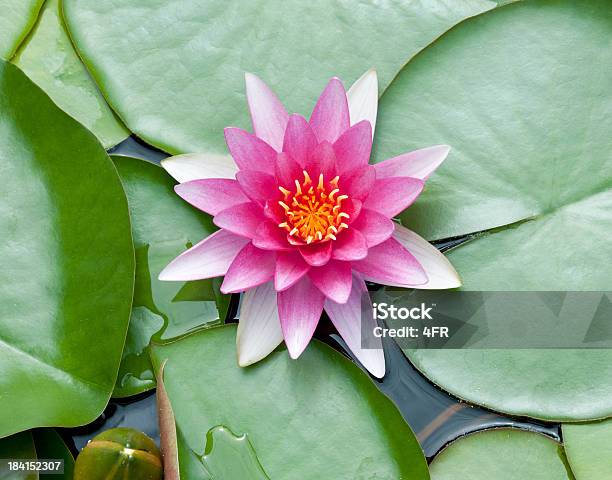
[0,60,133,437]
[150,325,429,479]
[374,0,612,241]
[381,0,612,421]
[11,0,129,148]
[430,429,573,480]
[0,429,74,480]
[63,0,507,155]
[563,419,612,479]
[0,1,43,60]
[112,156,227,398]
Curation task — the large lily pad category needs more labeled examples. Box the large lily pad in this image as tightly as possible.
[63,0,507,155]
[374,0,612,240]
[430,429,572,480]
[382,0,612,421]
[150,325,429,479]
[0,1,43,59]
[563,419,612,479]
[0,60,134,437]
[11,0,129,148]
[112,155,226,398]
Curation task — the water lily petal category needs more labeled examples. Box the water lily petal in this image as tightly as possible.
[309,260,352,304]
[347,69,378,137]
[278,276,325,359]
[344,198,363,224]
[161,153,238,183]
[331,228,368,261]
[299,240,333,267]
[309,77,350,143]
[236,170,277,202]
[305,140,336,178]
[264,199,284,223]
[283,113,317,168]
[159,230,249,281]
[275,250,310,291]
[392,224,462,289]
[363,177,424,218]
[175,179,248,216]
[351,209,395,247]
[325,274,385,378]
[275,152,303,188]
[253,221,291,251]
[353,237,427,286]
[214,202,266,238]
[334,120,372,174]
[224,127,277,172]
[375,145,450,181]
[237,282,284,366]
[341,165,376,201]
[245,72,288,151]
[221,243,276,293]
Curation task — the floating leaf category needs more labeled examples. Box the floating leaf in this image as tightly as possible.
[11,0,129,148]
[0,59,133,436]
[32,429,75,480]
[430,429,573,480]
[112,156,227,398]
[563,419,612,479]
[63,0,507,154]
[0,431,37,480]
[382,0,612,421]
[0,0,43,59]
[150,325,429,479]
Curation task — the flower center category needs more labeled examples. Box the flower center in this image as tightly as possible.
[277,171,350,244]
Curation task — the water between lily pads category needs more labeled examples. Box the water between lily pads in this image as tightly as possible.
[64,137,561,462]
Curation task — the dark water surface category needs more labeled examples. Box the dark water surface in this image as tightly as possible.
[65,136,561,462]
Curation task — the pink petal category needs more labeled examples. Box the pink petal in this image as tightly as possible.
[340,165,375,201]
[275,152,303,188]
[309,260,352,304]
[264,200,284,223]
[350,209,395,247]
[175,179,248,216]
[278,276,325,359]
[158,230,249,281]
[304,141,336,178]
[346,69,378,137]
[237,282,284,366]
[343,198,363,224]
[363,177,424,218]
[236,170,277,203]
[224,127,277,172]
[221,243,276,293]
[392,224,462,289]
[299,241,333,267]
[331,228,368,261]
[213,202,266,238]
[374,145,450,181]
[334,120,372,174]
[309,78,350,143]
[252,221,291,251]
[324,274,385,378]
[282,114,317,168]
[275,251,310,291]
[353,237,427,286]
[244,72,289,152]
[161,153,238,183]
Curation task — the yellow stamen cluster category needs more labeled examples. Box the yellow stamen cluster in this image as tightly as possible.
[278,170,349,244]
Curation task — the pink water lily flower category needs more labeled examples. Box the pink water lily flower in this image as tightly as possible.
[159,70,461,378]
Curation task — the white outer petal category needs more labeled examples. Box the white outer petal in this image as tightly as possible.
[346,69,378,138]
[237,281,284,367]
[325,275,386,379]
[161,153,238,183]
[392,224,462,289]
